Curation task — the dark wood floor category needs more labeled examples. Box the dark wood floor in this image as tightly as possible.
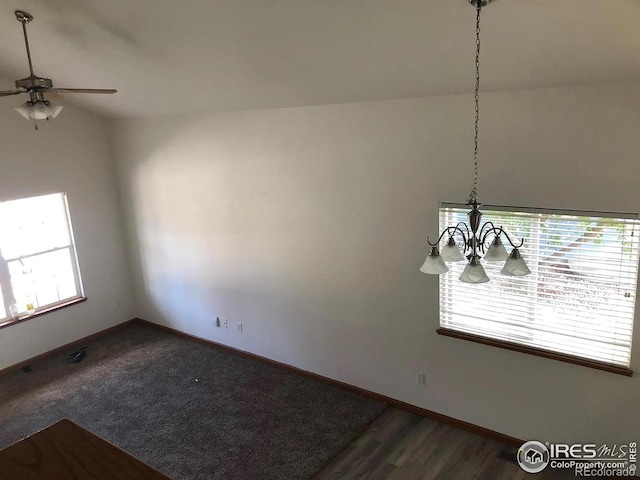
[314,407,576,479]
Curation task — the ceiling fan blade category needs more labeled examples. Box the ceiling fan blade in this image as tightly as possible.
[50,88,117,94]
[0,90,24,97]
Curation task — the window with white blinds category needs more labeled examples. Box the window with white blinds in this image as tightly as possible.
[439,204,640,368]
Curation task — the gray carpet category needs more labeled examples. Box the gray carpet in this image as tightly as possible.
[0,322,386,480]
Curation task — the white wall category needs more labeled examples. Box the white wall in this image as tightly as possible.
[112,82,640,444]
[0,100,135,370]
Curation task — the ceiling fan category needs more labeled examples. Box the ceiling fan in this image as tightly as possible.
[0,10,117,129]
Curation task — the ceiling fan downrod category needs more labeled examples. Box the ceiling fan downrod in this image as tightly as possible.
[15,11,35,78]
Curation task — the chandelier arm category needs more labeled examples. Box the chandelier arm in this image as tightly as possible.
[427,226,468,247]
[448,226,470,252]
[476,225,501,254]
[477,222,502,244]
[500,230,525,249]
[455,221,471,242]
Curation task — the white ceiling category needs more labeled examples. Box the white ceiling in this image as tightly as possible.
[0,0,638,119]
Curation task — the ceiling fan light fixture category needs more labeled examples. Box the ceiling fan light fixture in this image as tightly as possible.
[14,100,63,121]
[31,100,51,120]
[48,102,64,119]
[14,102,32,120]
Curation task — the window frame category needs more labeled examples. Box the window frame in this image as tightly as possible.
[437,203,639,377]
[0,297,87,330]
[0,192,86,329]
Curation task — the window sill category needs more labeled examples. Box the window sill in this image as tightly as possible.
[0,297,87,331]
[436,328,633,377]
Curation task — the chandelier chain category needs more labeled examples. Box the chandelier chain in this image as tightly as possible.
[468,1,481,204]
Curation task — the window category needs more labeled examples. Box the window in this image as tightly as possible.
[438,204,639,373]
[0,193,84,325]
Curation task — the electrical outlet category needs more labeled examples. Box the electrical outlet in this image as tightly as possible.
[222,318,228,328]
[215,316,221,327]
[416,373,426,385]
[237,322,243,332]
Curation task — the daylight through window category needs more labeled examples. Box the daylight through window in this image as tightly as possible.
[0,193,84,323]
[439,204,639,369]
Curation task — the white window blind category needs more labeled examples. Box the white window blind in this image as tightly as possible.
[439,204,640,368]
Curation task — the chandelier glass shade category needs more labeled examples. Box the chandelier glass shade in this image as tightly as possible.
[501,249,532,276]
[420,247,449,274]
[460,261,489,284]
[420,0,530,284]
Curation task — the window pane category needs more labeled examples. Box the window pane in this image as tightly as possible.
[8,249,78,313]
[0,193,71,260]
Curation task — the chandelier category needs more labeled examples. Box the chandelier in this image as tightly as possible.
[420,0,531,284]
